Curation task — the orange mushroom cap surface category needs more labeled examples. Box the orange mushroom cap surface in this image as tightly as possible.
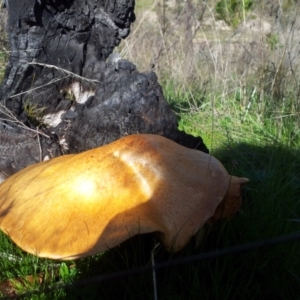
[0,134,248,260]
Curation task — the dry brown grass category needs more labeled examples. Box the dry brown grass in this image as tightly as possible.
[120,1,300,117]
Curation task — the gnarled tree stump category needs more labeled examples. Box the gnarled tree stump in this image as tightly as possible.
[0,0,207,181]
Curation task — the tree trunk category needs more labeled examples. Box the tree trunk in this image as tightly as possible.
[0,0,207,181]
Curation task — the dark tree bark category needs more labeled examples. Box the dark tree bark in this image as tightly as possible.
[0,0,207,182]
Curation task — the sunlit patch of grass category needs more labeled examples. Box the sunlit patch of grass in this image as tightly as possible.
[135,0,156,12]
[0,51,8,83]
[0,232,77,298]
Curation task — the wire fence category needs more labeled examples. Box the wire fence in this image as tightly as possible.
[1,230,299,299]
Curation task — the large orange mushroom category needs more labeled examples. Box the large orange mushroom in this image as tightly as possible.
[0,134,248,260]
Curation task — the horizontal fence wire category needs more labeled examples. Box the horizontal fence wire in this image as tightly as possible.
[3,230,299,300]
[75,231,300,285]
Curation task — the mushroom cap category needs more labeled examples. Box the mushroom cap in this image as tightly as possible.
[0,134,248,260]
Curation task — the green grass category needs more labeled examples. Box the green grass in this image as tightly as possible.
[0,51,7,82]
[135,0,155,12]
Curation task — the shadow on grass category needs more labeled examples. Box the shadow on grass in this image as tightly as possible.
[25,143,300,299]
[163,86,206,121]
